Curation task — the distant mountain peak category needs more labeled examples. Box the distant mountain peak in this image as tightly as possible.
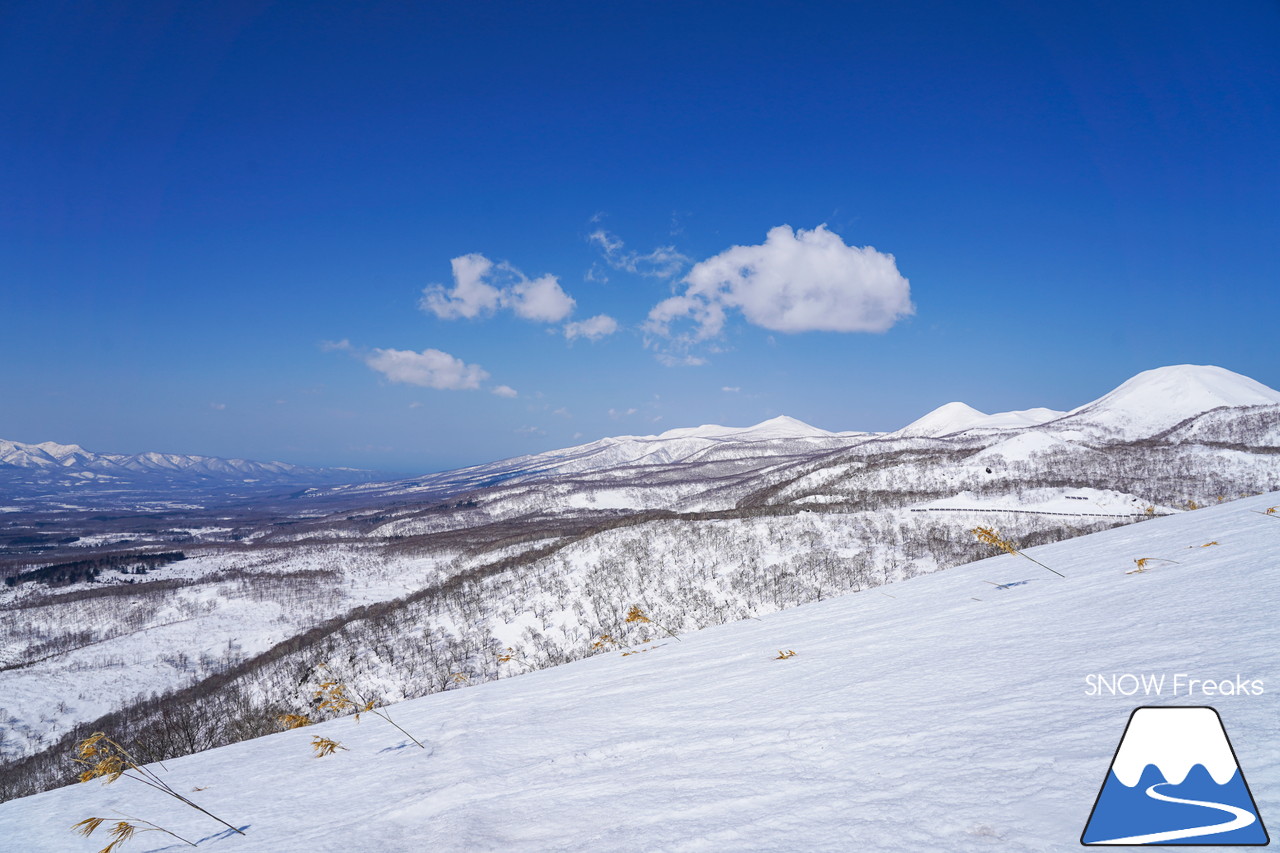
[648,415,833,442]
[896,402,989,438]
[32,441,89,458]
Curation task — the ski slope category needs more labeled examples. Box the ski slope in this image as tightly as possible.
[2,494,1278,851]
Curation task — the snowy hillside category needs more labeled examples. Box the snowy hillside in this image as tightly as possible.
[1,493,1276,851]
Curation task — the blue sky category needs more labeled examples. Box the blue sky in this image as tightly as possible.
[2,0,1278,473]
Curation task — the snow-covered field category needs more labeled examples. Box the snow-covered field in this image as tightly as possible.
[2,492,1276,851]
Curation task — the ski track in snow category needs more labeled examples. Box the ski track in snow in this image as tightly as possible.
[1092,781,1257,845]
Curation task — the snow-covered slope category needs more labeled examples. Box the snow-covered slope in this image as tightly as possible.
[1047,364,1280,440]
[3,493,1276,851]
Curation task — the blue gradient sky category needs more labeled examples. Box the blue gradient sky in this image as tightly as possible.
[3,1,1278,473]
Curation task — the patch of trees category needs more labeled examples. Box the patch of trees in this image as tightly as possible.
[4,551,186,588]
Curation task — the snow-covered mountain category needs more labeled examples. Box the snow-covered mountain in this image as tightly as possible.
[0,438,382,496]
[893,401,1065,438]
[2,491,1275,851]
[1045,364,1280,440]
[891,364,1279,442]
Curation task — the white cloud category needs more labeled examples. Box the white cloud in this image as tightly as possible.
[210,402,226,410]
[645,294,726,342]
[563,314,619,341]
[492,385,518,398]
[646,224,913,340]
[516,425,546,435]
[362,347,489,390]
[722,386,741,393]
[588,229,689,279]
[608,407,639,419]
[420,254,575,324]
[553,407,572,418]
[419,254,503,320]
[508,274,576,322]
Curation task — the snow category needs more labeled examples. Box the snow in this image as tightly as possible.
[2,493,1277,851]
[895,403,1065,438]
[1052,364,1280,439]
[977,431,1079,463]
[913,487,1158,517]
[895,401,989,437]
[644,415,836,442]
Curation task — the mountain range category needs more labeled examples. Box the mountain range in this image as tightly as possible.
[305,364,1280,506]
[4,365,1277,509]
[0,439,383,504]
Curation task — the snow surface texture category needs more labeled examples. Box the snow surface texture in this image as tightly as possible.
[2,493,1277,852]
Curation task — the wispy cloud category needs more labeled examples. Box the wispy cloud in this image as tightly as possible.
[420,254,575,323]
[491,385,518,398]
[655,352,707,367]
[722,386,741,393]
[645,225,913,352]
[588,228,689,279]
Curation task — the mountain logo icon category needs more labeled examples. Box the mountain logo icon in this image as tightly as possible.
[1082,706,1269,846]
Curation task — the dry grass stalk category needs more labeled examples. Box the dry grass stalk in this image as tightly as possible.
[625,605,681,641]
[775,650,797,660]
[970,527,1065,578]
[72,733,243,837]
[314,668,426,749]
[72,815,195,852]
[311,736,347,758]
[496,647,532,668]
[276,713,313,730]
[1127,556,1180,575]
